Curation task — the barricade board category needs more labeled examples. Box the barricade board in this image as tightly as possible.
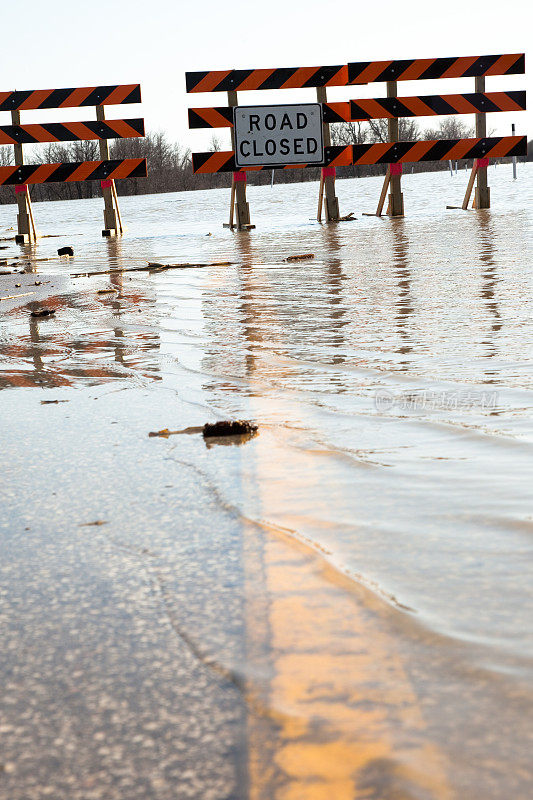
[185,54,525,94]
[0,119,145,145]
[189,91,527,128]
[0,158,147,185]
[347,54,525,84]
[192,136,526,173]
[0,85,141,112]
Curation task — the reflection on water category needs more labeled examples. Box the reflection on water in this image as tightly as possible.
[0,240,161,388]
[1,165,532,799]
[477,213,502,378]
[391,219,414,365]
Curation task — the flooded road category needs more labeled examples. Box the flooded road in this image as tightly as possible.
[1,164,532,799]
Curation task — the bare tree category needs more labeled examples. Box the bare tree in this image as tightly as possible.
[209,134,222,152]
[365,117,420,143]
[0,146,13,166]
[331,118,419,146]
[424,117,475,140]
[331,120,369,146]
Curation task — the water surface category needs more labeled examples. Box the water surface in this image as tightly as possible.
[1,164,532,799]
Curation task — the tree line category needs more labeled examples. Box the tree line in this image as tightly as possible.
[0,119,530,203]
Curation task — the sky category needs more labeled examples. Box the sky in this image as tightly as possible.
[2,0,530,156]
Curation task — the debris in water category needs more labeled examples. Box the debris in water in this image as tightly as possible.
[41,399,69,405]
[150,422,260,441]
[97,288,117,294]
[149,428,175,438]
[58,246,74,257]
[339,212,357,221]
[0,291,35,301]
[30,308,55,317]
[71,261,234,278]
[286,253,315,262]
[203,420,258,438]
[79,520,108,527]
[149,426,203,438]
[146,261,232,271]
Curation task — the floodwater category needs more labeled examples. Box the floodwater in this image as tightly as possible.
[1,164,532,800]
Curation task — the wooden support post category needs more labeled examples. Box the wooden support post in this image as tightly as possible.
[26,190,37,239]
[317,170,325,221]
[461,161,478,209]
[376,169,391,216]
[110,181,124,234]
[316,87,340,222]
[474,76,490,209]
[386,81,404,217]
[511,123,517,179]
[96,104,120,236]
[227,91,251,229]
[228,181,236,229]
[11,110,35,244]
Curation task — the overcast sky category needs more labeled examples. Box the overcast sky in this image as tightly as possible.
[3,0,529,155]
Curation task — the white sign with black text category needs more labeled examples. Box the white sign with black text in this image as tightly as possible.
[233,104,324,168]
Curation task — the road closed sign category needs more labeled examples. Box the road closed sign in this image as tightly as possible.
[234,104,324,168]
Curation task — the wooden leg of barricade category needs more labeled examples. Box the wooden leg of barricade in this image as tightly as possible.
[227,91,253,230]
[377,169,391,216]
[100,179,121,236]
[11,110,36,245]
[386,81,404,217]
[474,76,490,209]
[322,167,338,221]
[228,180,236,229]
[475,165,490,208]
[461,162,479,209]
[111,181,124,235]
[234,172,252,229]
[317,171,324,222]
[14,185,36,244]
[323,168,340,222]
[96,104,120,236]
[362,168,391,217]
[224,171,253,229]
[316,87,340,222]
[26,188,37,240]
[388,163,403,216]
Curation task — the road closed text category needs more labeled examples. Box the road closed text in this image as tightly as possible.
[234,104,324,168]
